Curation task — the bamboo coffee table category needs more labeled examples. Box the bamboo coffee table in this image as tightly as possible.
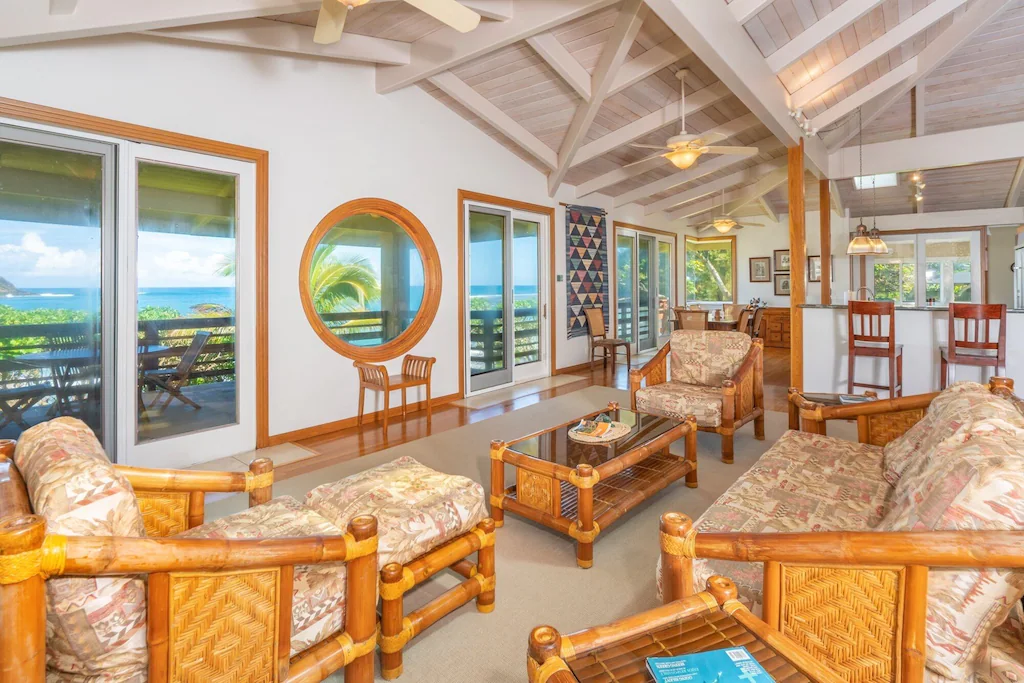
[490,402,696,568]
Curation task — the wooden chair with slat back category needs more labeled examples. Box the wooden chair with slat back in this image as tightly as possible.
[355,354,436,440]
[736,308,752,337]
[673,308,708,331]
[722,304,745,320]
[848,300,902,397]
[941,303,1007,389]
[750,307,766,339]
[583,306,630,373]
[687,304,705,311]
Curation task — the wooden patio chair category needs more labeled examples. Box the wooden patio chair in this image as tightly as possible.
[142,330,211,412]
[583,306,630,373]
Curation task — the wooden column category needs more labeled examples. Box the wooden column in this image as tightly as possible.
[788,141,806,391]
[819,179,831,305]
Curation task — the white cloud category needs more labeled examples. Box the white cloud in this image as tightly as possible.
[152,250,229,278]
[0,232,95,276]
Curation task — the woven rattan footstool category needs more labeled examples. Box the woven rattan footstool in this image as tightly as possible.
[306,456,496,680]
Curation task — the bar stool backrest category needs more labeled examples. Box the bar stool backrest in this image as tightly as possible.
[948,303,1006,364]
[848,301,896,352]
[674,309,708,331]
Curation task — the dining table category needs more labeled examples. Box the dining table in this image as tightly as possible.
[707,316,741,331]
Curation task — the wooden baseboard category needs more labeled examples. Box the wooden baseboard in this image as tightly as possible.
[553,361,596,376]
[266,392,460,446]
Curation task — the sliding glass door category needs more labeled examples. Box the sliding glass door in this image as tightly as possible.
[616,227,674,353]
[465,203,548,394]
[0,125,116,450]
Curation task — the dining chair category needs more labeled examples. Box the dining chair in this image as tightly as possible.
[847,301,902,397]
[750,307,765,339]
[674,309,708,331]
[142,330,212,412]
[940,303,1007,389]
[736,308,752,336]
[723,304,746,320]
[583,306,630,373]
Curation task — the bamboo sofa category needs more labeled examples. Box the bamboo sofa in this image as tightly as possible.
[629,329,765,463]
[656,377,1024,682]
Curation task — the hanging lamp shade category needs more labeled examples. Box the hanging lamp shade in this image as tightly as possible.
[867,227,889,254]
[847,223,874,255]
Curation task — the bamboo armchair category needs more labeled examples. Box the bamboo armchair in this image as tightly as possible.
[0,443,379,683]
[629,336,765,463]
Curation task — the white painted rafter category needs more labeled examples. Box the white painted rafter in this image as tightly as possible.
[143,18,410,65]
[608,38,689,95]
[376,0,619,94]
[790,0,967,108]
[668,166,789,221]
[757,196,778,222]
[49,0,77,15]
[824,0,1016,150]
[572,81,731,169]
[547,0,648,195]
[374,0,513,20]
[766,0,886,73]
[644,157,786,215]
[526,32,591,100]
[829,179,844,216]
[1005,159,1024,208]
[428,70,557,169]
[729,0,774,24]
[809,57,917,130]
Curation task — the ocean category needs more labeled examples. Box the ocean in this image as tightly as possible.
[0,287,236,314]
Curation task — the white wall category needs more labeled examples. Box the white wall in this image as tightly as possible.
[0,36,687,441]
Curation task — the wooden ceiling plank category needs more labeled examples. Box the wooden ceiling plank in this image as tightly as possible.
[766,0,887,73]
[526,31,592,100]
[676,166,790,219]
[823,0,1016,150]
[1005,159,1024,208]
[791,0,967,108]
[645,156,787,214]
[143,18,411,65]
[731,0,777,25]
[810,55,917,129]
[608,38,690,95]
[573,80,731,167]
[428,70,557,169]
[376,0,620,94]
[547,0,648,195]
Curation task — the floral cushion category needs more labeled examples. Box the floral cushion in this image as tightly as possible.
[984,606,1024,683]
[656,430,891,610]
[882,382,1024,486]
[179,496,349,657]
[877,421,1024,681]
[306,456,486,568]
[635,382,723,427]
[669,330,751,388]
[13,417,148,682]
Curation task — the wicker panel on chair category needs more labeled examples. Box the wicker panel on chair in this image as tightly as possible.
[780,565,903,683]
[137,491,191,537]
[861,409,926,447]
[168,568,280,683]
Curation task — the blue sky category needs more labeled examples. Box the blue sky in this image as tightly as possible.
[0,220,235,289]
[470,233,539,289]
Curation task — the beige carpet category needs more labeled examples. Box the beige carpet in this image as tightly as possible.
[450,374,585,409]
[207,387,856,682]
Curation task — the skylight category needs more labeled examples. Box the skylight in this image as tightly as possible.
[853,173,898,190]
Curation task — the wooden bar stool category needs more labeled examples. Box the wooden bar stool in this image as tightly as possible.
[940,303,1007,389]
[847,300,903,397]
[354,355,436,436]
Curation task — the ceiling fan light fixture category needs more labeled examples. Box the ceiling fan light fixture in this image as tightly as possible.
[712,218,736,234]
[666,148,701,170]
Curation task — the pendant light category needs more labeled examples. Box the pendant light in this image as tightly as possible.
[847,107,888,256]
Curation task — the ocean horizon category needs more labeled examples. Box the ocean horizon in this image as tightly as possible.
[0,287,237,314]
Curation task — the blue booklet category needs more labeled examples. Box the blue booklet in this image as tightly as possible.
[646,647,775,682]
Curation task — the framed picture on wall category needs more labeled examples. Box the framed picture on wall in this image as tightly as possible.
[808,255,821,282]
[774,249,790,272]
[774,273,791,296]
[749,257,771,282]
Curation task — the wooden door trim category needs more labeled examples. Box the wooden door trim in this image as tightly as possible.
[0,97,272,448]
[457,190,556,397]
[682,234,739,305]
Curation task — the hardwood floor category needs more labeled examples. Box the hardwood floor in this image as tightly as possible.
[277,346,794,482]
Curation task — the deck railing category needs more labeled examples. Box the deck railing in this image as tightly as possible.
[469,306,540,372]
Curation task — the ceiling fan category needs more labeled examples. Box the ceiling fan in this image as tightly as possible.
[314,0,481,44]
[627,70,759,171]
[697,190,765,234]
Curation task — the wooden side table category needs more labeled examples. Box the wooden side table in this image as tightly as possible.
[527,576,843,683]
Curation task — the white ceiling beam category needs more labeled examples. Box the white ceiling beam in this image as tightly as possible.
[645,157,786,214]
[766,0,886,73]
[428,70,557,169]
[667,183,752,221]
[615,134,777,207]
[729,0,774,24]
[142,18,410,65]
[912,85,925,137]
[0,0,324,47]
[374,0,514,20]
[376,0,619,94]
[608,38,689,95]
[1005,159,1024,208]
[829,179,844,215]
[790,0,967,108]
[547,0,648,195]
[809,57,917,130]
[575,157,664,197]
[829,120,1024,178]
[757,196,779,222]
[526,32,591,101]
[644,0,828,176]
[823,0,1015,150]
[49,0,77,15]
[670,167,789,220]
[573,81,731,168]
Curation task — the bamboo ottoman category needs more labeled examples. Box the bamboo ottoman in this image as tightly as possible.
[305,456,496,680]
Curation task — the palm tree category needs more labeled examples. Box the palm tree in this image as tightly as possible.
[309,245,381,314]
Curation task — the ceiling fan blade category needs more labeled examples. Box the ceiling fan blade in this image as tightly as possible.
[630,143,670,150]
[403,0,481,32]
[623,152,667,169]
[693,131,727,146]
[738,222,765,228]
[313,0,348,44]
[703,146,759,156]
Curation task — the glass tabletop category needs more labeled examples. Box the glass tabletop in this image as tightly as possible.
[505,408,683,469]
[797,392,875,407]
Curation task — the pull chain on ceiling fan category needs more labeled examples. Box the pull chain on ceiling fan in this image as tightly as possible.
[314,0,481,45]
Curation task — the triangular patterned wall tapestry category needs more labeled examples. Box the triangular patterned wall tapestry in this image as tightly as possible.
[566,205,608,339]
